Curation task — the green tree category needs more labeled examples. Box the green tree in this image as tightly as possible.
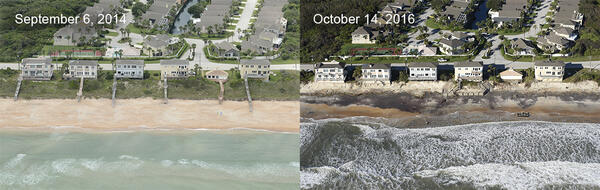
[352,67,362,80]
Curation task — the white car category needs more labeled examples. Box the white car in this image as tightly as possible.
[438,58,448,62]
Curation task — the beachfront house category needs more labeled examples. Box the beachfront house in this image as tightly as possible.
[408,62,438,81]
[352,27,376,44]
[314,60,346,83]
[454,61,483,81]
[160,59,189,80]
[115,60,145,79]
[205,70,229,82]
[499,69,523,83]
[240,59,271,81]
[67,60,99,79]
[361,64,391,83]
[534,60,565,82]
[21,58,54,80]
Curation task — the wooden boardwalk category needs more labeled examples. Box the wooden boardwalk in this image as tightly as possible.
[244,76,253,112]
[111,74,117,107]
[14,76,22,101]
[77,76,84,102]
[163,78,168,104]
[218,80,224,105]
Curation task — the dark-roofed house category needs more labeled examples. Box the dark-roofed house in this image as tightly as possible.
[212,42,240,58]
[160,59,189,80]
[488,0,525,26]
[534,60,565,82]
[315,60,346,83]
[141,0,180,30]
[240,59,271,81]
[454,61,483,81]
[553,27,578,41]
[53,23,98,46]
[554,0,584,30]
[352,27,376,44]
[510,38,536,56]
[68,60,99,79]
[408,62,438,81]
[536,33,571,53]
[195,0,233,33]
[441,0,471,24]
[361,64,391,83]
[143,34,173,56]
[116,60,144,79]
[21,58,54,81]
[439,39,466,55]
[241,0,288,54]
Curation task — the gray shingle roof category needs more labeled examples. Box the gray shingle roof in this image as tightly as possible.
[69,60,98,66]
[240,59,270,66]
[535,60,565,67]
[409,62,438,68]
[22,58,52,65]
[361,63,391,70]
[116,60,144,65]
[455,61,483,67]
[160,59,188,65]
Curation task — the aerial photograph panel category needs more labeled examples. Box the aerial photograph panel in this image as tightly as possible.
[300,0,600,189]
[0,0,300,189]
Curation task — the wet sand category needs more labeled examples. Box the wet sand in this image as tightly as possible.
[301,93,600,128]
[0,99,300,132]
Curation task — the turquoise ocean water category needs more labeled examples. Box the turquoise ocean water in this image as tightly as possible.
[0,128,299,189]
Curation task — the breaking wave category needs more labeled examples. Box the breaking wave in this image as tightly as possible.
[300,119,600,189]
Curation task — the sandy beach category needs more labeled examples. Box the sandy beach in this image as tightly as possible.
[0,98,300,132]
[301,93,600,128]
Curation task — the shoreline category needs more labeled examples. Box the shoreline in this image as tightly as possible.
[0,98,300,133]
[301,92,600,128]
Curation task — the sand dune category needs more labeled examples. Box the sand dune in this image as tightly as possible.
[0,99,300,132]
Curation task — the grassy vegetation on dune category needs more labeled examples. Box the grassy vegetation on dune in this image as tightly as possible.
[0,68,299,101]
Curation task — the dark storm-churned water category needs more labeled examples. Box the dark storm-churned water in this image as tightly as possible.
[300,118,600,189]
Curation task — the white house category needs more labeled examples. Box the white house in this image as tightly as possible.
[408,62,438,81]
[115,60,145,79]
[68,60,98,79]
[454,61,483,81]
[361,63,391,83]
[21,58,54,81]
[314,60,346,83]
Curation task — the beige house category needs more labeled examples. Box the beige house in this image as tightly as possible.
[160,59,190,80]
[205,70,229,82]
[361,64,391,83]
[240,59,270,81]
[534,60,565,82]
[499,69,523,83]
[454,61,483,81]
[67,60,99,79]
[21,58,54,80]
[314,60,346,83]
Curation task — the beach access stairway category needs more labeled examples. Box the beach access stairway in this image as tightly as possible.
[77,76,84,102]
[244,76,253,112]
[112,74,117,107]
[14,76,23,101]
[219,80,224,105]
[163,78,168,104]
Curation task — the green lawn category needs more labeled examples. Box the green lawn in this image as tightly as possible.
[271,58,299,65]
[106,31,119,37]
